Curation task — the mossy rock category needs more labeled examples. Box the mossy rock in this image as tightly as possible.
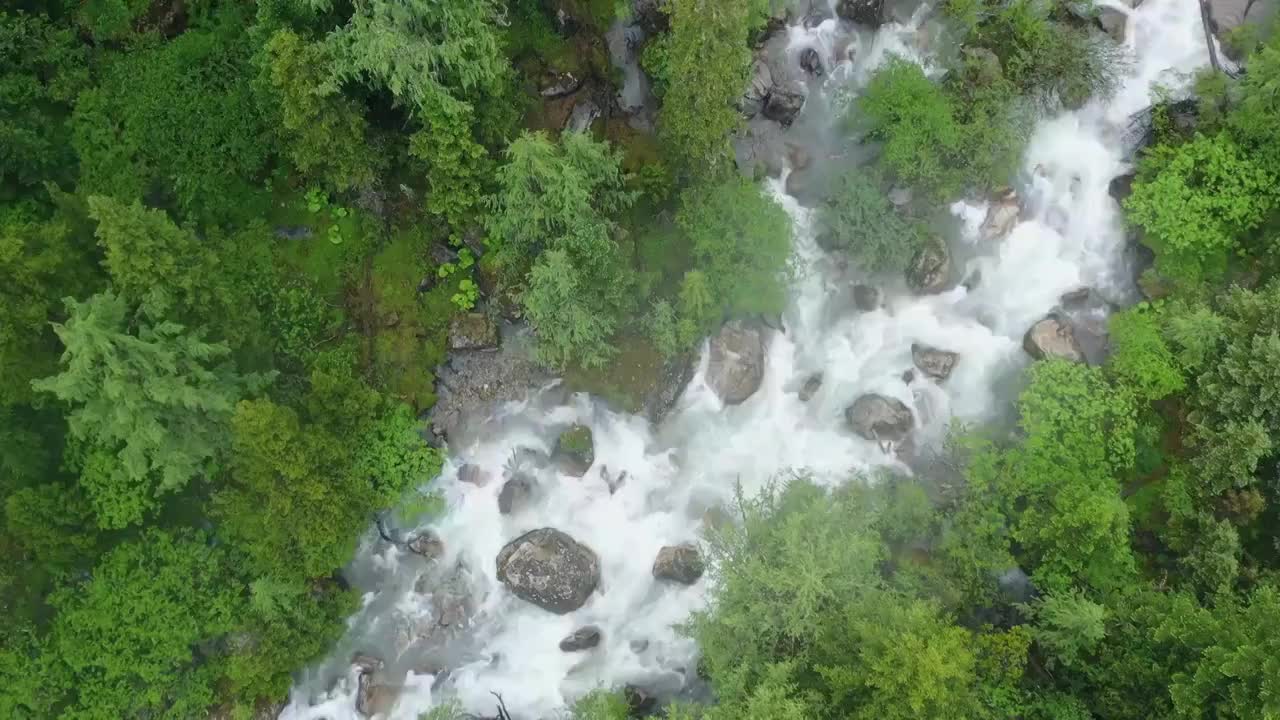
[555,424,595,476]
[563,335,667,413]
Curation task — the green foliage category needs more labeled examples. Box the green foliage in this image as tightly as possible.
[4,482,99,577]
[819,169,925,274]
[1107,306,1186,402]
[487,131,636,367]
[260,30,378,192]
[1125,133,1278,283]
[32,292,272,528]
[1022,590,1107,670]
[77,0,151,41]
[569,689,630,720]
[71,7,273,224]
[658,0,768,178]
[46,530,240,718]
[0,11,88,191]
[409,103,491,240]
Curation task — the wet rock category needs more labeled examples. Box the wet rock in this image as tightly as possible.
[845,394,914,441]
[630,638,650,653]
[425,324,552,440]
[852,284,881,312]
[707,321,768,405]
[1059,287,1094,306]
[274,225,312,240]
[559,625,602,652]
[836,0,885,26]
[1207,0,1273,53]
[496,528,601,614]
[907,238,951,294]
[351,653,385,673]
[634,0,670,35]
[799,47,823,76]
[911,343,959,381]
[1109,173,1136,203]
[652,543,705,585]
[625,685,659,716]
[762,88,805,127]
[413,565,473,636]
[497,473,536,515]
[448,313,499,351]
[962,269,982,291]
[458,463,488,486]
[407,531,445,559]
[1023,316,1085,363]
[566,97,602,133]
[980,189,1020,240]
[600,465,628,494]
[645,352,696,424]
[539,71,584,98]
[554,424,595,477]
[902,369,916,384]
[1099,6,1127,41]
[742,59,774,118]
[798,372,823,402]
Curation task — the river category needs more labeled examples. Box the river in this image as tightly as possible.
[281,1,1210,717]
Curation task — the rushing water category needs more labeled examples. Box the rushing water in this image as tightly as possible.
[280,2,1210,718]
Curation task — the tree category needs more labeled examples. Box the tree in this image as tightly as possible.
[1022,590,1107,670]
[408,102,490,240]
[259,29,378,192]
[657,0,768,177]
[32,292,271,528]
[46,530,240,718]
[819,169,925,274]
[486,131,636,366]
[1106,306,1186,402]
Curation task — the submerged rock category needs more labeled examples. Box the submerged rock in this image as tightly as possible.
[652,543,705,585]
[852,284,881,312]
[911,343,959,381]
[798,372,823,402]
[763,88,805,127]
[1108,173,1136,203]
[496,528,600,614]
[707,321,768,405]
[799,47,823,76]
[907,238,951,294]
[845,394,914,441]
[497,473,536,515]
[554,424,595,477]
[448,313,499,351]
[559,625,602,652]
[457,463,488,486]
[1023,316,1085,363]
[980,189,1020,241]
[836,0,885,26]
[407,531,444,559]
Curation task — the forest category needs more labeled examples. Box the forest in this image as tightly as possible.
[1,0,1278,718]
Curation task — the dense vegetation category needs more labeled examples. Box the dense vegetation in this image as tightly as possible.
[3,0,1279,718]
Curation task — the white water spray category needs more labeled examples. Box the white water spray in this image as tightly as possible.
[280,1,1209,717]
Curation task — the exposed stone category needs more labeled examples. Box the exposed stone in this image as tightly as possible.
[645,353,696,424]
[496,528,601,614]
[566,97,602,133]
[1099,6,1127,41]
[1109,173,1136,203]
[845,394,914,441]
[412,564,473,637]
[351,653,385,673]
[652,543,705,585]
[448,313,499,351]
[980,189,1020,240]
[458,463,488,486]
[762,88,805,127]
[538,71,584,98]
[1023,316,1086,363]
[836,0,885,26]
[907,238,951,294]
[554,424,595,477]
[707,321,768,405]
[742,59,774,118]
[798,372,823,402]
[799,47,823,76]
[407,531,444,559]
[1207,0,1274,55]
[424,324,552,440]
[1059,287,1094,306]
[911,343,959,381]
[559,625,602,652]
[852,284,881,312]
[497,473,536,515]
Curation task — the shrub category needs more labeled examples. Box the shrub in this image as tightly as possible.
[819,169,925,274]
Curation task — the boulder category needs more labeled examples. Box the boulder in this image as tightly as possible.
[742,59,774,118]
[845,394,914,441]
[837,0,885,26]
[634,0,670,35]
[458,463,489,486]
[497,473,536,515]
[852,284,881,312]
[798,372,823,402]
[911,343,959,381]
[652,543,705,584]
[538,71,584,98]
[448,313,499,351]
[979,189,1020,240]
[554,424,595,477]
[800,47,824,76]
[1023,316,1085,363]
[907,238,951,294]
[762,88,805,127]
[1207,0,1274,52]
[707,321,767,405]
[496,528,601,614]
[1108,173,1136,203]
[559,625,602,652]
[407,531,444,559]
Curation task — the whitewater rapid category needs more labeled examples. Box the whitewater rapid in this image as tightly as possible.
[281,1,1210,717]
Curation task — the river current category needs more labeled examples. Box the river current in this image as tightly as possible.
[281,1,1211,717]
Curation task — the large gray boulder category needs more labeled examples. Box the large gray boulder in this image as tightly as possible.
[1023,316,1086,363]
[496,528,600,614]
[907,238,951,294]
[911,343,959,381]
[845,394,914,441]
[652,543,705,585]
[497,473,536,515]
[707,321,767,405]
[1208,0,1274,51]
